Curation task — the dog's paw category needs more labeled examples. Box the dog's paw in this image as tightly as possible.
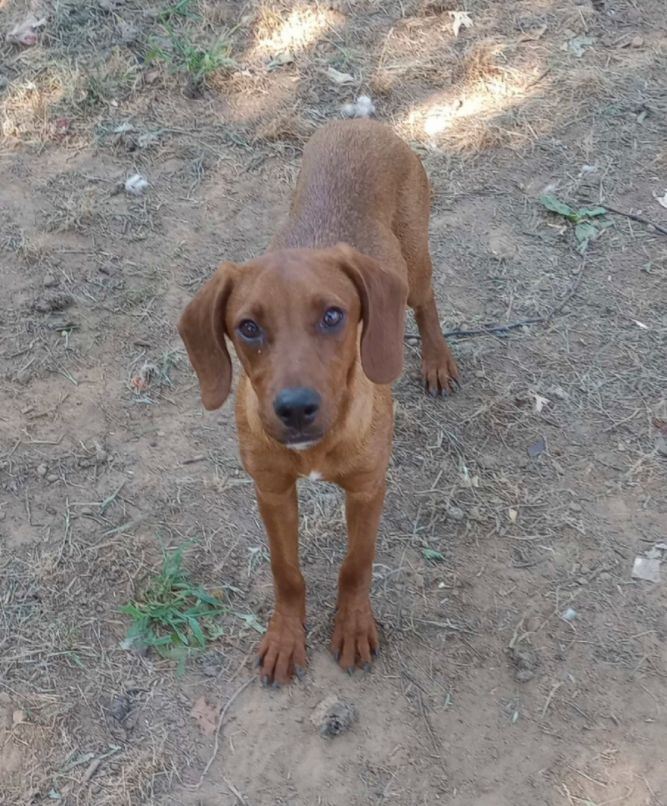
[258,612,307,686]
[331,600,379,673]
[421,345,460,397]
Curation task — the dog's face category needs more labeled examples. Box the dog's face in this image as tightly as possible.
[178,245,407,448]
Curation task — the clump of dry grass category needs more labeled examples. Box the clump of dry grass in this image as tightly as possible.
[254,106,316,144]
[44,189,101,233]
[455,39,508,85]
[250,2,339,59]
[1,67,70,140]
[89,746,174,806]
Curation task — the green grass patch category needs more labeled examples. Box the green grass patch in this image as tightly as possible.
[120,543,226,671]
[146,4,238,92]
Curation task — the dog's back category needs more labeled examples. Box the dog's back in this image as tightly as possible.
[271,119,429,262]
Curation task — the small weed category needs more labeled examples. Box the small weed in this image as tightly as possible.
[422,547,446,562]
[67,55,138,114]
[146,14,237,94]
[539,194,612,253]
[159,349,179,386]
[120,544,226,671]
[159,0,198,22]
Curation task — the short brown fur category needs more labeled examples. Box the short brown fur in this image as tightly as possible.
[178,119,459,684]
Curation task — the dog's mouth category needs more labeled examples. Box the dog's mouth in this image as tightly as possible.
[280,431,324,451]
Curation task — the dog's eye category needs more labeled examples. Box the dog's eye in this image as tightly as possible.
[321,307,344,329]
[238,319,260,340]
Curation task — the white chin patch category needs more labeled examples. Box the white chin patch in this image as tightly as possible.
[308,471,323,481]
[287,441,318,451]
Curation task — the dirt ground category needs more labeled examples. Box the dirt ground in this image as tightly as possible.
[1,0,666,804]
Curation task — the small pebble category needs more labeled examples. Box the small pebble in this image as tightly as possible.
[46,473,58,483]
[549,385,568,400]
[561,607,577,622]
[447,505,465,521]
[37,464,47,477]
[515,669,534,683]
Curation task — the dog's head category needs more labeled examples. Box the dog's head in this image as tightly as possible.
[178,245,407,448]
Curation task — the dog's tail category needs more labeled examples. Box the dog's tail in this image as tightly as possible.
[341,95,376,119]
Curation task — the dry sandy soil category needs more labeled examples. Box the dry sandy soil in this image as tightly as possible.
[1,1,666,804]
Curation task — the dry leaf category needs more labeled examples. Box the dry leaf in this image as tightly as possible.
[269,51,295,69]
[532,393,550,414]
[631,557,660,583]
[652,418,667,436]
[562,34,594,57]
[98,0,126,10]
[655,190,667,209]
[527,437,546,459]
[191,696,219,737]
[7,14,46,46]
[326,66,354,85]
[449,11,472,37]
[519,25,547,42]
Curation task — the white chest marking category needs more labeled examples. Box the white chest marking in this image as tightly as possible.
[308,471,323,481]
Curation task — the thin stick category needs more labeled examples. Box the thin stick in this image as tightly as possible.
[185,677,254,797]
[541,681,563,718]
[441,319,541,339]
[603,204,667,236]
[407,257,588,341]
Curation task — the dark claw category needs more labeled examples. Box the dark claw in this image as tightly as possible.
[261,674,271,687]
[295,665,306,681]
[272,681,282,690]
[363,663,372,673]
[255,656,262,668]
[453,378,461,390]
[334,650,341,663]
[441,387,449,398]
[371,647,379,659]
[346,666,355,676]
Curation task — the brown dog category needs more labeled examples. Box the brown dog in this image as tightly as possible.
[178,119,459,685]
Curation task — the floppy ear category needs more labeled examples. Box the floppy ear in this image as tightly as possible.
[335,243,408,385]
[177,263,239,410]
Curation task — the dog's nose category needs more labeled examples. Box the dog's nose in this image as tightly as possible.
[273,387,321,430]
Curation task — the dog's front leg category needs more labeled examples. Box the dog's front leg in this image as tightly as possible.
[332,479,385,672]
[255,478,307,686]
